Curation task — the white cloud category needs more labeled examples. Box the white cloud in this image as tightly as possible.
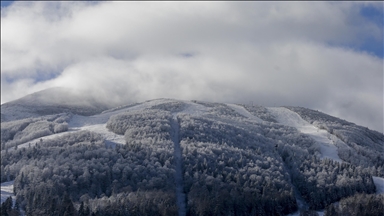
[1,2,383,132]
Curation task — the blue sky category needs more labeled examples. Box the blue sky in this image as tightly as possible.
[358,4,383,58]
[0,1,13,8]
[1,1,383,132]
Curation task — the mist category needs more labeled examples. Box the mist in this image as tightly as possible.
[1,2,383,132]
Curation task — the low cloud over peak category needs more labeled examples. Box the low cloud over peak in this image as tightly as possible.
[1,2,383,132]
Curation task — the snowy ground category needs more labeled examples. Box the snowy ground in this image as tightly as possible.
[286,211,324,216]
[267,107,344,163]
[1,181,15,204]
[373,176,384,194]
[13,129,77,151]
[226,103,263,123]
[181,101,210,117]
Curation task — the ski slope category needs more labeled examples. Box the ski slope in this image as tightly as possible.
[181,101,210,117]
[1,181,15,204]
[267,107,343,163]
[226,103,263,123]
[287,210,324,216]
[373,176,384,194]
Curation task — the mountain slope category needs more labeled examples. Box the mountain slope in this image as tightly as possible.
[286,106,384,169]
[267,107,344,163]
[1,87,111,122]
[1,97,383,216]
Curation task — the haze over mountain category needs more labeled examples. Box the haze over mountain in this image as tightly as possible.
[1,89,383,216]
[1,2,383,134]
[0,87,119,122]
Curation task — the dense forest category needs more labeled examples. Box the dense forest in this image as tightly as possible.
[1,99,383,215]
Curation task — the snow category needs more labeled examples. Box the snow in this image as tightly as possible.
[5,99,225,152]
[69,99,210,147]
[1,181,15,204]
[68,99,209,147]
[226,103,263,123]
[73,124,126,145]
[6,99,211,152]
[13,130,77,151]
[317,211,325,216]
[3,100,349,162]
[267,107,343,163]
[373,176,384,194]
[180,101,210,117]
[101,98,183,116]
[286,210,324,216]
[65,101,166,145]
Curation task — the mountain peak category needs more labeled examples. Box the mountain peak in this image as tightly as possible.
[1,87,111,121]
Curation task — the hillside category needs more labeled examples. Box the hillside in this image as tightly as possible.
[1,94,383,216]
[1,87,111,122]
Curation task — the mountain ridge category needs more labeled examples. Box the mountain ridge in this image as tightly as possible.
[1,90,383,216]
[1,87,113,122]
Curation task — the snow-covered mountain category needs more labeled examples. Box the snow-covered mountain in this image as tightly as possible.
[1,90,383,216]
[1,87,111,122]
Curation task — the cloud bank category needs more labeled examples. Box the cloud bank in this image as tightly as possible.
[1,2,383,132]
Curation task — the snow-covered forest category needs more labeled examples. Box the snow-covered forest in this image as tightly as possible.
[1,98,383,216]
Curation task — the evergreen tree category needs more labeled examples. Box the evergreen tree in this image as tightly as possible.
[324,204,337,216]
[62,192,76,216]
